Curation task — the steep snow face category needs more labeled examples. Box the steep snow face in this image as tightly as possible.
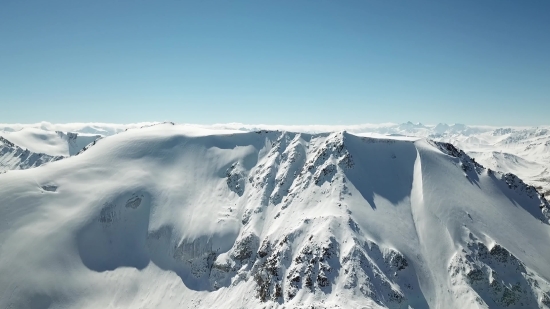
[1,125,550,309]
[55,131,102,156]
[0,128,101,157]
[0,136,63,172]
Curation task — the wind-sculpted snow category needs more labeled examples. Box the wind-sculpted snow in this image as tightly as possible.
[0,127,101,157]
[0,124,549,309]
[0,136,64,172]
[0,129,101,173]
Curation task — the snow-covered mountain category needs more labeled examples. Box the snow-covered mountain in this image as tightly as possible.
[435,127,550,197]
[0,136,64,173]
[1,124,549,309]
[0,127,101,157]
[0,127,101,174]
[1,122,549,197]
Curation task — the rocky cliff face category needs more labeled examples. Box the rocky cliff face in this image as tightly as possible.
[0,136,63,172]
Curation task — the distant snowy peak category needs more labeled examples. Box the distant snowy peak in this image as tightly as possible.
[397,121,427,131]
[432,123,477,135]
[371,122,492,138]
[491,128,514,136]
[500,128,550,145]
[0,136,63,173]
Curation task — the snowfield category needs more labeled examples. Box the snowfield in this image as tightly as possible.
[1,123,549,309]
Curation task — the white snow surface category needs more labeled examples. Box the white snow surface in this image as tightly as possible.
[1,123,550,309]
[0,136,63,173]
[0,128,102,157]
[2,121,549,196]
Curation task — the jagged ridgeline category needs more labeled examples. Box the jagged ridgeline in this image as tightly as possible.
[0,136,64,172]
[0,131,101,173]
[0,125,549,309]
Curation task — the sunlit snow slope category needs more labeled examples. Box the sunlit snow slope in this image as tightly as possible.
[1,124,549,309]
[0,136,63,173]
[0,127,101,157]
[438,127,550,197]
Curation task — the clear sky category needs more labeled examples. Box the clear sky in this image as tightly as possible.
[1,0,549,125]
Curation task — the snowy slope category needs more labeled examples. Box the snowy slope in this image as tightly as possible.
[1,124,549,309]
[468,151,549,190]
[437,127,550,197]
[0,136,63,173]
[0,128,101,157]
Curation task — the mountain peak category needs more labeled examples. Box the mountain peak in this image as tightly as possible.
[1,128,550,308]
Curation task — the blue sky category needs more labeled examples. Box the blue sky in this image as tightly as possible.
[1,0,549,125]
